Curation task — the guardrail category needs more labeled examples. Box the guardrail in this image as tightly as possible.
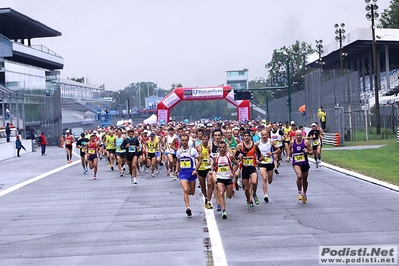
[323,132,341,146]
[397,127,399,144]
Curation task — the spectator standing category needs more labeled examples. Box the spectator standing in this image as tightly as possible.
[6,107,10,119]
[40,132,47,156]
[5,123,11,142]
[15,135,26,157]
[317,106,327,130]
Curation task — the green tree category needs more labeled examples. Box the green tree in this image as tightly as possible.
[265,41,314,96]
[379,0,399,28]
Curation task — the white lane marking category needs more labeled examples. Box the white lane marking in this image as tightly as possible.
[0,160,80,197]
[310,159,399,192]
[204,203,228,266]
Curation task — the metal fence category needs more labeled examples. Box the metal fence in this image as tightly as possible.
[263,68,399,144]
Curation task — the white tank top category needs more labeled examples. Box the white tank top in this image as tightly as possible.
[258,139,274,164]
[215,154,233,180]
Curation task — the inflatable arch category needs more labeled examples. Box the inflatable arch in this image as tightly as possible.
[156,86,251,123]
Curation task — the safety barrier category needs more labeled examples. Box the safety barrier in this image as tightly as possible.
[397,127,399,144]
[323,132,341,146]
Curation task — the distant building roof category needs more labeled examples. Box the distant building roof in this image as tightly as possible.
[0,8,61,39]
[307,28,399,70]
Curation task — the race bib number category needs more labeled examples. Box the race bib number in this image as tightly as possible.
[81,147,85,152]
[275,140,280,146]
[128,146,136,152]
[243,156,254,166]
[88,148,96,155]
[65,140,71,145]
[180,158,192,169]
[262,157,272,164]
[313,139,320,146]
[217,164,229,173]
[117,147,124,152]
[293,152,305,162]
[148,148,155,153]
[201,159,210,169]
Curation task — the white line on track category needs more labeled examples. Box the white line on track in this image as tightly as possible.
[204,203,228,266]
[0,160,79,198]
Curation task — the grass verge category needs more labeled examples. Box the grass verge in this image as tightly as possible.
[322,139,399,186]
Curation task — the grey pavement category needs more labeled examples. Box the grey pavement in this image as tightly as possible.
[0,147,398,266]
[323,145,385,150]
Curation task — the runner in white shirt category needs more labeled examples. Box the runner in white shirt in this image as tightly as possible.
[258,129,280,203]
[211,141,239,219]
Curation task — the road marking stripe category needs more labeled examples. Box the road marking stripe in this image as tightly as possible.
[0,161,79,197]
[204,202,228,266]
[310,159,399,191]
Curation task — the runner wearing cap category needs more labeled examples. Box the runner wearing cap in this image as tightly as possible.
[307,122,322,168]
[270,123,284,174]
[258,129,280,203]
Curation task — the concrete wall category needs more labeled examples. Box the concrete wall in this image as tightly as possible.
[0,139,33,161]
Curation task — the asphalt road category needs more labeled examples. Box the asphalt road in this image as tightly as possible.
[0,146,398,266]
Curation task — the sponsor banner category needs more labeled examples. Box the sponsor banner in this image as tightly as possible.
[157,109,168,123]
[319,245,397,264]
[238,107,249,121]
[183,87,224,99]
[162,92,180,108]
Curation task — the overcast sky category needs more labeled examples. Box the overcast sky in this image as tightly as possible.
[2,0,392,91]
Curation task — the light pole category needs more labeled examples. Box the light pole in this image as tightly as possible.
[315,39,324,107]
[334,23,346,76]
[365,0,381,134]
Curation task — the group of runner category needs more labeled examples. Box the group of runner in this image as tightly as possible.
[62,119,324,219]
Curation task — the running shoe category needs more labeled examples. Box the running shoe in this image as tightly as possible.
[302,194,307,203]
[85,168,88,174]
[264,195,269,203]
[316,160,319,168]
[130,177,134,184]
[156,170,159,174]
[145,168,148,173]
[107,163,111,168]
[298,193,303,201]
[235,181,240,191]
[123,167,126,171]
[217,204,222,212]
[246,202,253,210]
[253,195,260,205]
[186,207,192,217]
[120,172,123,177]
[173,174,178,180]
[151,173,155,177]
[237,179,242,191]
[159,162,164,166]
[205,202,213,209]
[318,160,322,167]
[111,166,114,171]
[221,210,227,219]
[274,169,279,175]
[167,170,170,176]
[133,177,137,184]
[93,175,96,180]
[83,169,87,174]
